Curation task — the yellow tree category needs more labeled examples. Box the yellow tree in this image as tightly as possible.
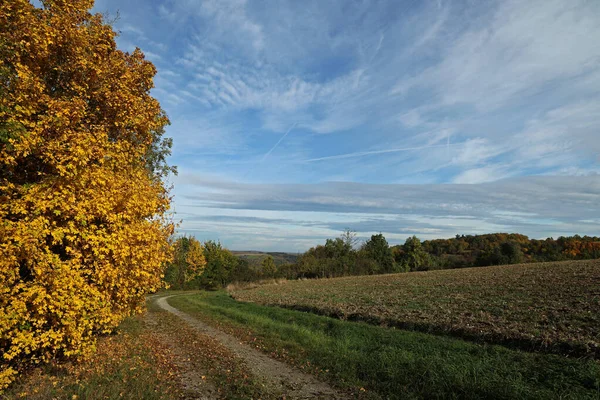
[0,0,174,388]
[186,238,207,279]
[169,236,207,289]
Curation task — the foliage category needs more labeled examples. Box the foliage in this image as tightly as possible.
[293,236,356,278]
[164,242,292,289]
[260,255,277,278]
[198,241,239,289]
[0,0,173,389]
[233,259,600,358]
[476,240,524,266]
[229,258,256,283]
[398,235,431,271]
[362,234,397,273]
[164,236,206,289]
[225,232,600,285]
[420,233,600,268]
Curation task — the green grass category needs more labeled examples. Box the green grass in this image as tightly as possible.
[170,291,600,400]
[232,260,600,357]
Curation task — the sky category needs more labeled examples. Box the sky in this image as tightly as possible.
[91,0,600,252]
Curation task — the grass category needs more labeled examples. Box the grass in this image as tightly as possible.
[2,316,179,400]
[146,297,279,400]
[232,259,600,357]
[3,298,277,400]
[170,291,600,400]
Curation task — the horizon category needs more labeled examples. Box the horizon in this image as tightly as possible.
[93,0,600,252]
[197,230,599,254]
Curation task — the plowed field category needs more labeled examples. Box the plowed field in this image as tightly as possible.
[232,260,600,357]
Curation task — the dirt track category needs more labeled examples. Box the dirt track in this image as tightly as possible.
[154,294,347,400]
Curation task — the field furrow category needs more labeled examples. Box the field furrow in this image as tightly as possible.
[232,259,600,357]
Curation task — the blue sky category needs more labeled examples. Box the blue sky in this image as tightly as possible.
[92,0,600,251]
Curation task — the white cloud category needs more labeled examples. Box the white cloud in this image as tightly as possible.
[452,166,510,184]
[392,0,600,109]
[450,138,507,167]
[173,174,600,250]
[199,0,265,51]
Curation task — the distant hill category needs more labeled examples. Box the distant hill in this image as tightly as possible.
[232,251,299,267]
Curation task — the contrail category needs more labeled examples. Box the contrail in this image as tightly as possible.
[261,122,297,162]
[242,122,297,180]
[303,143,459,162]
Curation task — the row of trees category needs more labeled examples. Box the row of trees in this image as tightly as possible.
[164,237,283,290]
[289,232,600,279]
[167,232,600,288]
[165,232,441,287]
[284,232,432,279]
[420,233,600,268]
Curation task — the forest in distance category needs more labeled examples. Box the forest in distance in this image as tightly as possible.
[164,231,600,290]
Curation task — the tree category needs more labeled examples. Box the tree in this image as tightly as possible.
[200,241,239,289]
[229,258,255,282]
[261,255,277,278]
[296,252,320,278]
[165,237,206,289]
[0,0,174,388]
[499,241,524,265]
[362,234,396,273]
[340,229,359,249]
[401,236,431,271]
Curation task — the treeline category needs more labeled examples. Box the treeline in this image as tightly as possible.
[420,233,600,268]
[164,237,284,290]
[164,232,600,289]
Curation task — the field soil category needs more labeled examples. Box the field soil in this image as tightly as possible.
[154,294,347,400]
[231,259,600,357]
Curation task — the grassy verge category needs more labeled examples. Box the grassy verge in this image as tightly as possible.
[2,316,179,400]
[170,291,600,400]
[232,260,600,357]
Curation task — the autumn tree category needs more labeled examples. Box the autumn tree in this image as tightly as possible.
[0,0,174,388]
[165,236,206,289]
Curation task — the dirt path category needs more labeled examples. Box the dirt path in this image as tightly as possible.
[144,310,218,399]
[154,294,348,400]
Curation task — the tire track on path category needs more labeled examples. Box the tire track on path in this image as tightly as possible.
[155,294,348,400]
